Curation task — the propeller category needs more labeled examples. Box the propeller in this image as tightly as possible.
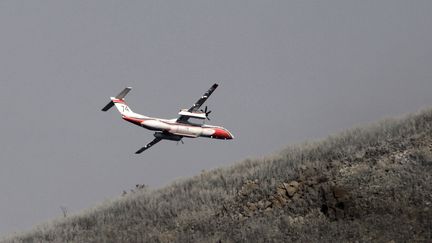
[200,106,212,120]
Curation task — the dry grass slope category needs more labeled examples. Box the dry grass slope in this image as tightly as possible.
[3,108,432,242]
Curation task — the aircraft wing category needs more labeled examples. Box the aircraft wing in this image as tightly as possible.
[177,83,218,123]
[135,137,162,154]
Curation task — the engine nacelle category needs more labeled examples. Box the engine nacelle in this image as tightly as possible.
[178,109,206,119]
[154,132,183,141]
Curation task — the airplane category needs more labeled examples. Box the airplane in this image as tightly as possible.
[102,83,234,153]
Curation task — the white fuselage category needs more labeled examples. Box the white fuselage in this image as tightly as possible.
[115,99,233,140]
[123,115,233,140]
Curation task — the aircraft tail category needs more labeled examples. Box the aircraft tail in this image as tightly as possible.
[101,87,135,116]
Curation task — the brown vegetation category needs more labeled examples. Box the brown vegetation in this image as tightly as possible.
[3,108,432,242]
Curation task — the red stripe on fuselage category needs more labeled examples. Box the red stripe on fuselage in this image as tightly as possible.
[122,116,144,126]
[113,99,125,103]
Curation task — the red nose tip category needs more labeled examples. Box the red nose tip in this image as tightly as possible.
[213,128,234,139]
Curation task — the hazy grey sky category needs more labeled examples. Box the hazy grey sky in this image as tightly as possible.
[1,0,432,235]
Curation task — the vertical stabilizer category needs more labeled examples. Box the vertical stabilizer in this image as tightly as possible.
[111,97,136,117]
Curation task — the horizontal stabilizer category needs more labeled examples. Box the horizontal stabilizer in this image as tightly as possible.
[101,87,132,112]
[101,101,115,112]
[116,87,132,99]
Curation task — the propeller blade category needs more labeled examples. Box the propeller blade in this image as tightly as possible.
[206,107,212,120]
[200,106,212,120]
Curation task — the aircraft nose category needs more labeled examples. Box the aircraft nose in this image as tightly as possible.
[227,131,234,139]
[214,128,234,140]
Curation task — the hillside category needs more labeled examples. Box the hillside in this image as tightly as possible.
[3,109,432,242]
